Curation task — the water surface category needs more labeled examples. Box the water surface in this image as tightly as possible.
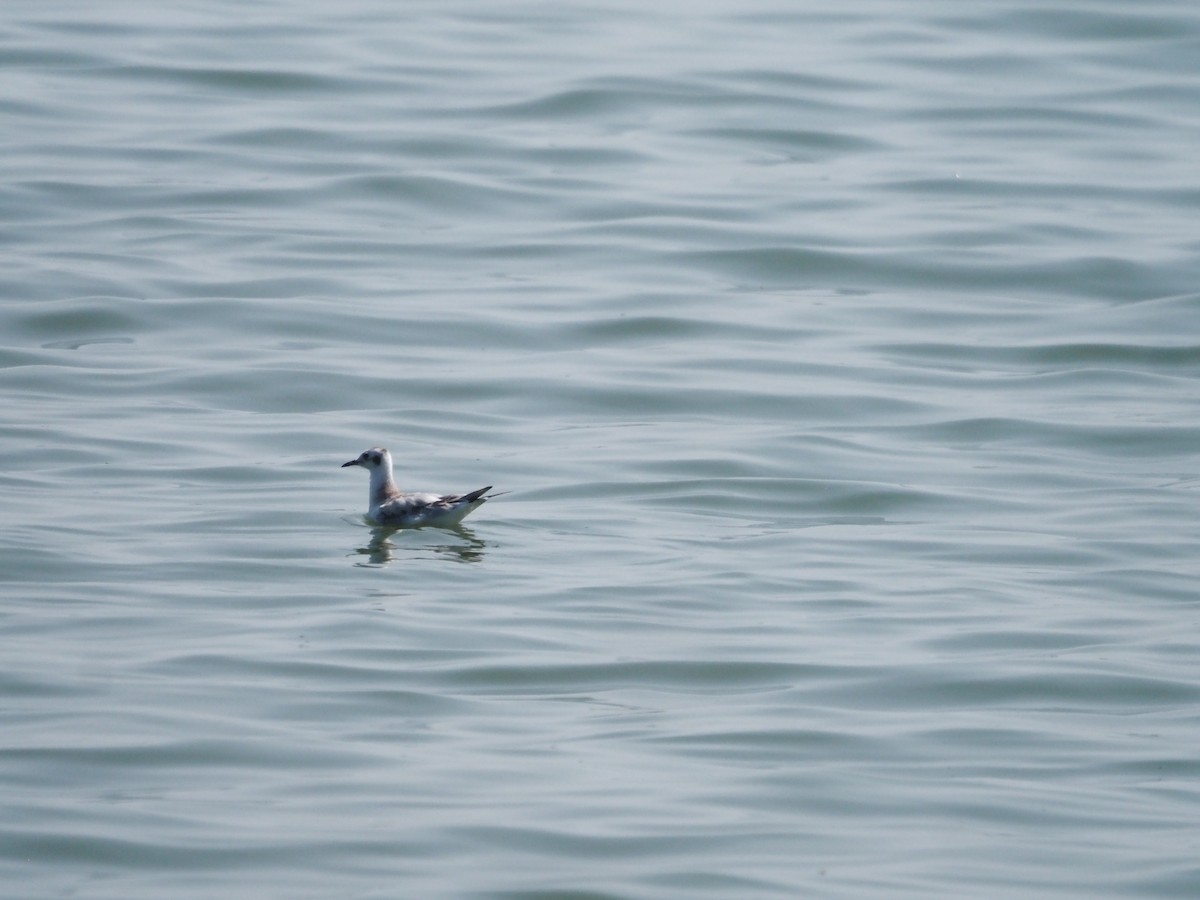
[3,1,1200,897]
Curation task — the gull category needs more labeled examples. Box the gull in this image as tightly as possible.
[341,447,495,528]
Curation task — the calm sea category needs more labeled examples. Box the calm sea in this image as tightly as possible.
[3,1,1199,897]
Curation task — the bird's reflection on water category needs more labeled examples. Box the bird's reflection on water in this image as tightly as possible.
[351,523,489,566]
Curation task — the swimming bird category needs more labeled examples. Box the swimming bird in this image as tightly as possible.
[341,447,495,528]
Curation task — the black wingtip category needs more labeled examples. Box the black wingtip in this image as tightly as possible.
[460,486,493,504]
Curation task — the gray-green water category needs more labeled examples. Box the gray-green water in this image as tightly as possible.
[4,1,1200,897]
